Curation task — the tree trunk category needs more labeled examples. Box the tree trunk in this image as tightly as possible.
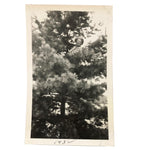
[60,98,66,117]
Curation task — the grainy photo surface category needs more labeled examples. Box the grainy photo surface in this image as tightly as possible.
[25,5,113,146]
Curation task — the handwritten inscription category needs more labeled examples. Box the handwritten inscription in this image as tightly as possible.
[53,140,74,145]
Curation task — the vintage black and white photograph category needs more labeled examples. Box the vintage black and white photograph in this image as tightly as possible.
[25,5,113,146]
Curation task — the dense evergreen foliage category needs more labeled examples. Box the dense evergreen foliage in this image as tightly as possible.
[31,11,108,139]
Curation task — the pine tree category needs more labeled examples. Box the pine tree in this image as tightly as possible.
[31,11,108,139]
